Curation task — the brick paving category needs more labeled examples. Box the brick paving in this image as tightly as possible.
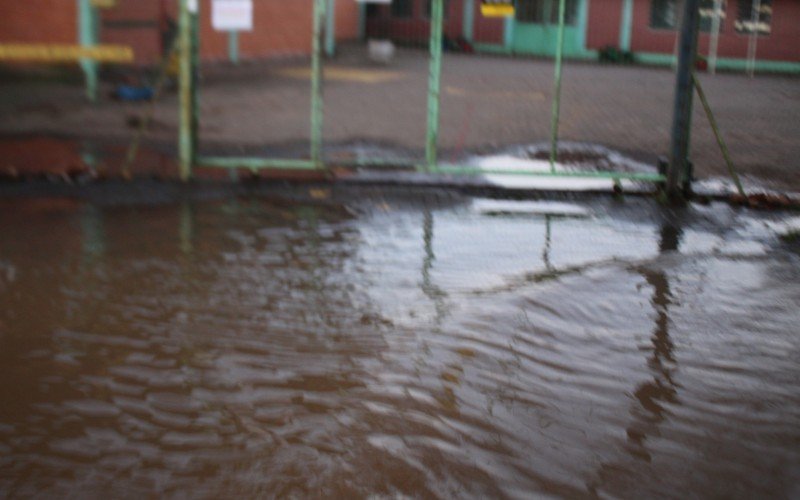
[1,46,798,190]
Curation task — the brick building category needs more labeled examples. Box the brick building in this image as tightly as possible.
[366,0,800,73]
[1,0,797,72]
[0,0,362,65]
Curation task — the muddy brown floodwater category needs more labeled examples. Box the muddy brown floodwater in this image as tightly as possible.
[0,190,798,498]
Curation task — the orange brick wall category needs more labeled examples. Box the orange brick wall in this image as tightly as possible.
[100,0,163,64]
[0,0,77,44]
[200,0,361,62]
[0,0,361,65]
[200,0,314,61]
[335,0,361,43]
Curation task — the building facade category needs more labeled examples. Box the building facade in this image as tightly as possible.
[366,0,800,72]
[0,0,362,65]
[1,0,797,71]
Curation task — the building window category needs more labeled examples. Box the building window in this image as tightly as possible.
[516,0,546,22]
[735,0,772,34]
[700,0,727,31]
[516,0,579,25]
[425,0,450,19]
[651,0,681,29]
[650,0,727,31]
[391,0,414,18]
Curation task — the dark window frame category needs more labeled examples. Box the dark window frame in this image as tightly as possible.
[424,0,451,20]
[391,0,414,18]
[515,0,579,26]
[734,0,772,35]
[650,0,729,33]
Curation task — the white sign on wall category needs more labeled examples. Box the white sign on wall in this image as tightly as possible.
[212,0,254,32]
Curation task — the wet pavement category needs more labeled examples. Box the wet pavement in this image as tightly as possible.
[2,47,799,191]
[0,189,799,497]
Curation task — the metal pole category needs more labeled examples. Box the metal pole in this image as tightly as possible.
[692,72,746,198]
[667,0,701,196]
[123,37,180,178]
[549,0,567,172]
[425,0,444,172]
[746,0,761,77]
[178,0,196,181]
[228,31,239,64]
[78,0,99,102]
[708,0,722,74]
[310,0,326,168]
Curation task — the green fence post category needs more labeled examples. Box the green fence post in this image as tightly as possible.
[425,0,444,172]
[310,0,326,169]
[178,0,197,181]
[78,0,99,102]
[549,0,567,172]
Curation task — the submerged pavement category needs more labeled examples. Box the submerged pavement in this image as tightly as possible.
[0,189,798,497]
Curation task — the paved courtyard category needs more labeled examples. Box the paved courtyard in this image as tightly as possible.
[1,46,798,190]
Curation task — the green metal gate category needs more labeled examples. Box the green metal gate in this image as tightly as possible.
[176,0,665,186]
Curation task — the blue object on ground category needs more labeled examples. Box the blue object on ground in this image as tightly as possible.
[115,85,155,102]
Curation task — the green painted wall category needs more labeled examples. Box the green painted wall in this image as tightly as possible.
[509,0,592,58]
[619,0,633,51]
[637,52,800,74]
[511,23,577,56]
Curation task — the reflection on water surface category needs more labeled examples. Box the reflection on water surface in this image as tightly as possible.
[0,193,798,498]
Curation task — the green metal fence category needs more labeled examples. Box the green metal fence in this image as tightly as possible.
[177,0,666,186]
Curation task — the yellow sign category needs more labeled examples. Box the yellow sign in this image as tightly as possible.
[279,66,403,84]
[0,44,134,63]
[481,0,515,17]
[90,0,118,8]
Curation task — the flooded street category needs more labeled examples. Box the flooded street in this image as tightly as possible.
[0,190,798,498]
